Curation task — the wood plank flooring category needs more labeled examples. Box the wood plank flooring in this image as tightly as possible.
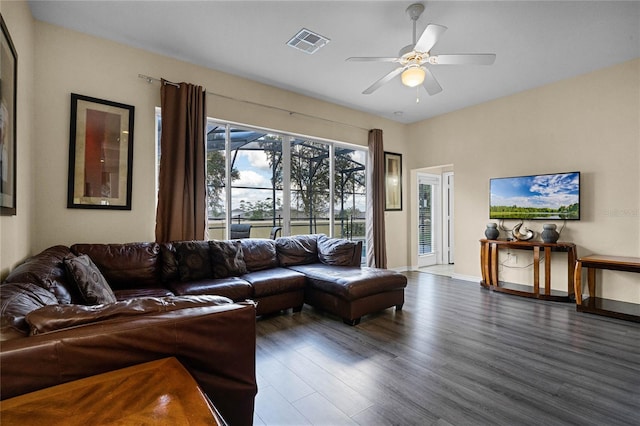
[253,272,640,426]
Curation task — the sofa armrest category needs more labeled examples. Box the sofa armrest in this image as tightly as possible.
[0,301,257,426]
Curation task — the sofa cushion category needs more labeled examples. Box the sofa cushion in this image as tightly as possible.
[209,240,247,278]
[25,295,234,335]
[159,243,179,283]
[275,234,319,266]
[317,235,360,266]
[168,277,253,301]
[240,239,278,272]
[241,268,306,298]
[71,243,160,289]
[0,282,59,337]
[174,241,212,281]
[64,255,117,305]
[4,245,80,304]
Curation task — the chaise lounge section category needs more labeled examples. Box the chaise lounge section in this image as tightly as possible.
[291,263,406,325]
[276,234,407,325]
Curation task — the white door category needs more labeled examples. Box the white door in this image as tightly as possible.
[417,173,441,267]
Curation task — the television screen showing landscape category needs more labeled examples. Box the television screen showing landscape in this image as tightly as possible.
[490,172,580,220]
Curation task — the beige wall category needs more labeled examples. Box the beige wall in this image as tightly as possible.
[408,59,640,303]
[29,21,408,268]
[0,0,35,279]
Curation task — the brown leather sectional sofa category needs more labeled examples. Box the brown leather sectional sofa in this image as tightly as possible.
[0,234,406,425]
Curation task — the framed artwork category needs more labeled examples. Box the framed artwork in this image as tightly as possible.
[0,14,17,215]
[68,94,134,210]
[384,151,402,211]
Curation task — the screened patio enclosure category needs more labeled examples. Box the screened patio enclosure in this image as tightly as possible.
[205,122,367,246]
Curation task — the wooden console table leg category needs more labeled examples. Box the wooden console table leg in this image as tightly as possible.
[587,268,596,299]
[533,246,540,295]
[574,261,583,305]
[480,242,489,287]
[567,248,576,298]
[544,247,551,296]
[490,243,499,288]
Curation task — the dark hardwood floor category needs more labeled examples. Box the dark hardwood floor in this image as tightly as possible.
[253,271,640,426]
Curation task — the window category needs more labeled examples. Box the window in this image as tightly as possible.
[333,148,366,242]
[204,123,285,238]
[289,138,330,236]
[157,113,367,253]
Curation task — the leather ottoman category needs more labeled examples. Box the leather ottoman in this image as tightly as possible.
[288,264,407,325]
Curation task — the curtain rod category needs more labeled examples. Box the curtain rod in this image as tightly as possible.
[138,74,369,132]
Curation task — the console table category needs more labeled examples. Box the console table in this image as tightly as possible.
[574,255,640,322]
[0,357,227,425]
[480,239,576,301]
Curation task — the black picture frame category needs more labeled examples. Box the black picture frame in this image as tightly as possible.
[68,93,134,210]
[0,14,17,216]
[384,151,402,211]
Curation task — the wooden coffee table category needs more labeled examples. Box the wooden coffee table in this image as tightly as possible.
[0,357,227,425]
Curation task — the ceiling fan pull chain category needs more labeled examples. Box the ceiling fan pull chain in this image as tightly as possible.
[416,87,420,104]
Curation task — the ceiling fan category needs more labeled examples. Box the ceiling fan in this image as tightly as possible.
[347,3,496,96]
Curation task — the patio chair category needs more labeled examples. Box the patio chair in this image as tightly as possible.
[269,226,282,239]
[230,224,252,239]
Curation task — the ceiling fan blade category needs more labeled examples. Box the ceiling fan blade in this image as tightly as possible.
[414,24,447,53]
[347,57,400,62]
[423,68,442,96]
[362,67,405,94]
[431,54,496,65]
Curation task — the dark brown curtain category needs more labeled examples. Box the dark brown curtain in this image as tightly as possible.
[155,80,207,242]
[366,129,387,268]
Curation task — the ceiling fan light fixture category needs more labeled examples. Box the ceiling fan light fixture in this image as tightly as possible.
[401,66,425,87]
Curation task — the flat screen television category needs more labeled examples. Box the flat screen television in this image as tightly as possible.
[490,171,580,220]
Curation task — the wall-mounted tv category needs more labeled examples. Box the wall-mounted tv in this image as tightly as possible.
[490,171,580,220]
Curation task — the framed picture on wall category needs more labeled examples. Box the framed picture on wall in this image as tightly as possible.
[67,94,135,210]
[0,14,18,216]
[384,151,402,211]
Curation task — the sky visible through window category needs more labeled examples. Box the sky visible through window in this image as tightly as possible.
[232,149,276,209]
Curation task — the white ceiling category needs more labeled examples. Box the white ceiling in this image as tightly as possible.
[29,1,640,124]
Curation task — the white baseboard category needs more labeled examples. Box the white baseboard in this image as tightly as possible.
[390,265,411,272]
[451,273,481,283]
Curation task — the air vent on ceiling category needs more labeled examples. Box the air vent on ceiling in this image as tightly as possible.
[287,28,330,54]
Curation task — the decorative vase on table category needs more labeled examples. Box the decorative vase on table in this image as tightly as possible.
[541,223,560,243]
[485,223,500,240]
